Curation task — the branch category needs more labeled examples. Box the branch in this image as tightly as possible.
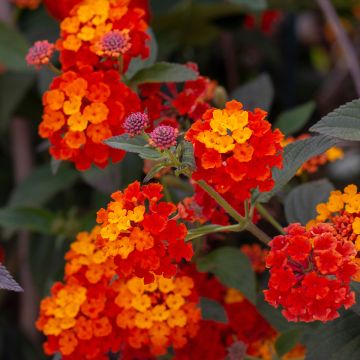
[317,0,360,97]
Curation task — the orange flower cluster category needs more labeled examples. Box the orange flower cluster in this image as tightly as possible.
[13,0,41,9]
[282,134,343,175]
[112,274,200,357]
[58,0,149,71]
[96,181,193,283]
[39,66,140,170]
[36,0,150,169]
[186,100,283,202]
[310,184,360,279]
[37,225,200,359]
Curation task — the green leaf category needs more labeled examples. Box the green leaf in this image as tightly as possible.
[8,164,78,208]
[350,282,360,317]
[143,163,166,183]
[197,247,256,303]
[231,73,274,112]
[0,264,23,292]
[228,0,267,11]
[284,179,334,225]
[310,99,360,141]
[0,22,30,71]
[0,207,55,234]
[104,134,162,160]
[275,329,303,357]
[199,297,228,324]
[0,71,35,130]
[126,28,158,79]
[256,135,339,203]
[81,163,121,194]
[305,312,360,360]
[129,62,197,85]
[274,101,315,136]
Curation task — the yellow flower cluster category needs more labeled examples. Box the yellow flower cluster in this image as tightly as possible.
[113,274,200,354]
[197,108,252,153]
[40,284,87,336]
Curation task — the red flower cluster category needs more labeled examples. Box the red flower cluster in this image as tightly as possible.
[186,100,283,202]
[175,267,305,360]
[96,181,193,283]
[140,63,216,127]
[265,223,359,322]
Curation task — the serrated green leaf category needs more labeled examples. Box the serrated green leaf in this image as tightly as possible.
[200,297,228,324]
[305,312,360,360]
[0,22,30,71]
[130,62,197,85]
[228,0,267,11]
[8,164,78,208]
[284,179,334,225]
[104,134,161,160]
[0,207,55,234]
[0,264,23,292]
[310,99,360,141]
[275,329,303,357]
[274,101,315,136]
[197,247,256,303]
[257,135,339,203]
[231,73,274,112]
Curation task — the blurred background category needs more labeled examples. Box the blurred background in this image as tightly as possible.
[1,0,360,358]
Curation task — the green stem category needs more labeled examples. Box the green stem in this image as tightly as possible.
[196,180,245,224]
[246,222,271,246]
[186,223,244,242]
[255,203,285,235]
[47,62,62,75]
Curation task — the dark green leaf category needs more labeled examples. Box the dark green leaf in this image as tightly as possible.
[130,62,197,85]
[275,329,303,357]
[199,297,228,324]
[0,71,35,130]
[197,247,256,303]
[81,163,121,194]
[126,28,158,79]
[231,73,274,111]
[305,312,360,360]
[0,264,23,292]
[310,99,360,141]
[104,134,162,160]
[257,135,339,203]
[229,0,267,11]
[284,179,334,225]
[0,207,55,234]
[8,164,78,208]
[350,283,360,317]
[0,22,29,71]
[274,101,315,136]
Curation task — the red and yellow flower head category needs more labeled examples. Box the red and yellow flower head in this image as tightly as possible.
[185,100,283,202]
[58,0,149,72]
[39,66,141,170]
[264,223,359,322]
[96,181,193,283]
